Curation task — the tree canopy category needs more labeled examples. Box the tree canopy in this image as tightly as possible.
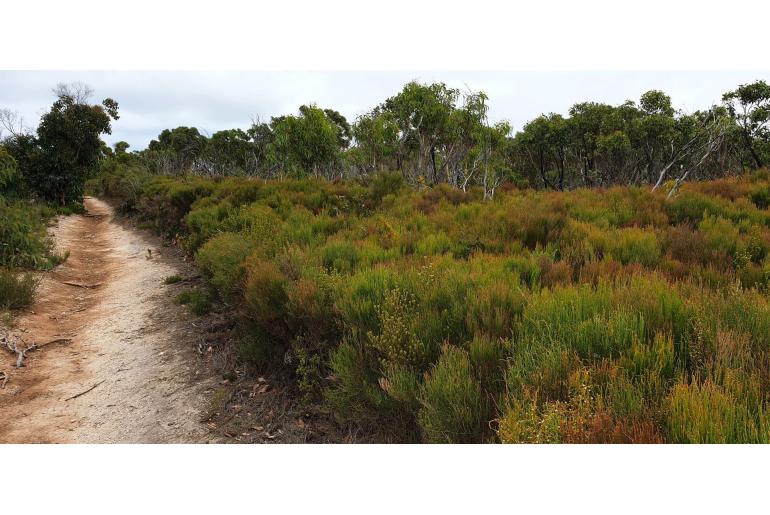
[6,78,769,202]
[126,79,770,196]
[1,84,119,204]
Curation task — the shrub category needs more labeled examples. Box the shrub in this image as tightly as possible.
[325,339,416,439]
[369,171,405,202]
[698,215,739,258]
[0,147,19,193]
[93,167,770,443]
[0,198,55,269]
[367,287,427,369]
[163,274,182,284]
[243,258,289,334]
[466,281,525,339]
[750,186,770,210]
[608,227,661,267]
[196,232,255,299]
[418,345,487,443]
[666,378,770,443]
[285,272,341,343]
[175,288,212,315]
[0,269,38,309]
[497,395,563,444]
[321,240,361,273]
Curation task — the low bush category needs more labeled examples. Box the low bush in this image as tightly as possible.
[0,197,56,269]
[175,288,213,315]
[418,345,488,443]
[95,166,770,443]
[163,274,182,284]
[0,269,38,309]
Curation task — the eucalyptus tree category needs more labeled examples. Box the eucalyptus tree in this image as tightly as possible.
[199,128,255,175]
[722,80,770,168]
[267,104,343,178]
[382,81,459,182]
[351,109,399,174]
[634,90,676,183]
[146,126,207,174]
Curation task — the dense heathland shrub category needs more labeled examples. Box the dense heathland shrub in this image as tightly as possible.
[0,196,67,316]
[0,269,38,309]
[104,169,770,443]
[0,197,56,269]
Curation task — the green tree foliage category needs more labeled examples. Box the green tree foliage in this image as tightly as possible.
[0,146,18,192]
[350,110,399,174]
[267,105,346,177]
[723,80,770,168]
[115,78,770,196]
[3,85,118,205]
[146,126,207,174]
[201,129,255,174]
[382,81,459,183]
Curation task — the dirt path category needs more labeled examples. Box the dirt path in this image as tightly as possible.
[0,197,217,443]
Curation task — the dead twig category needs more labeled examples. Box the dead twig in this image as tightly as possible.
[64,380,105,401]
[2,333,38,367]
[62,281,102,289]
[38,338,73,348]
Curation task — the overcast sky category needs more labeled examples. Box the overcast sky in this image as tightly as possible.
[1,70,768,150]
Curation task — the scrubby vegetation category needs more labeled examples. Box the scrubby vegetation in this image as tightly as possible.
[0,196,68,312]
[92,165,770,443]
[7,77,770,443]
[1,83,117,318]
[175,288,213,316]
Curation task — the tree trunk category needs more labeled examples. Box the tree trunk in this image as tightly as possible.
[742,128,763,169]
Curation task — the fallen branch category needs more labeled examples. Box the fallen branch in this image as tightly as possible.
[2,333,38,367]
[39,338,73,348]
[62,281,102,289]
[64,380,105,401]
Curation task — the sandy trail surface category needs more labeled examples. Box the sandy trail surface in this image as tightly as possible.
[0,197,216,443]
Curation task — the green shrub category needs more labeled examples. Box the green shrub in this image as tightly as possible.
[163,274,182,284]
[666,378,770,443]
[418,345,487,443]
[608,227,661,267]
[196,232,255,299]
[92,167,770,443]
[698,215,739,258]
[321,240,360,273]
[0,147,19,193]
[0,198,55,269]
[285,272,341,343]
[0,269,38,309]
[325,339,416,438]
[750,186,770,210]
[243,258,288,334]
[466,281,525,339]
[175,288,212,315]
[367,287,427,369]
